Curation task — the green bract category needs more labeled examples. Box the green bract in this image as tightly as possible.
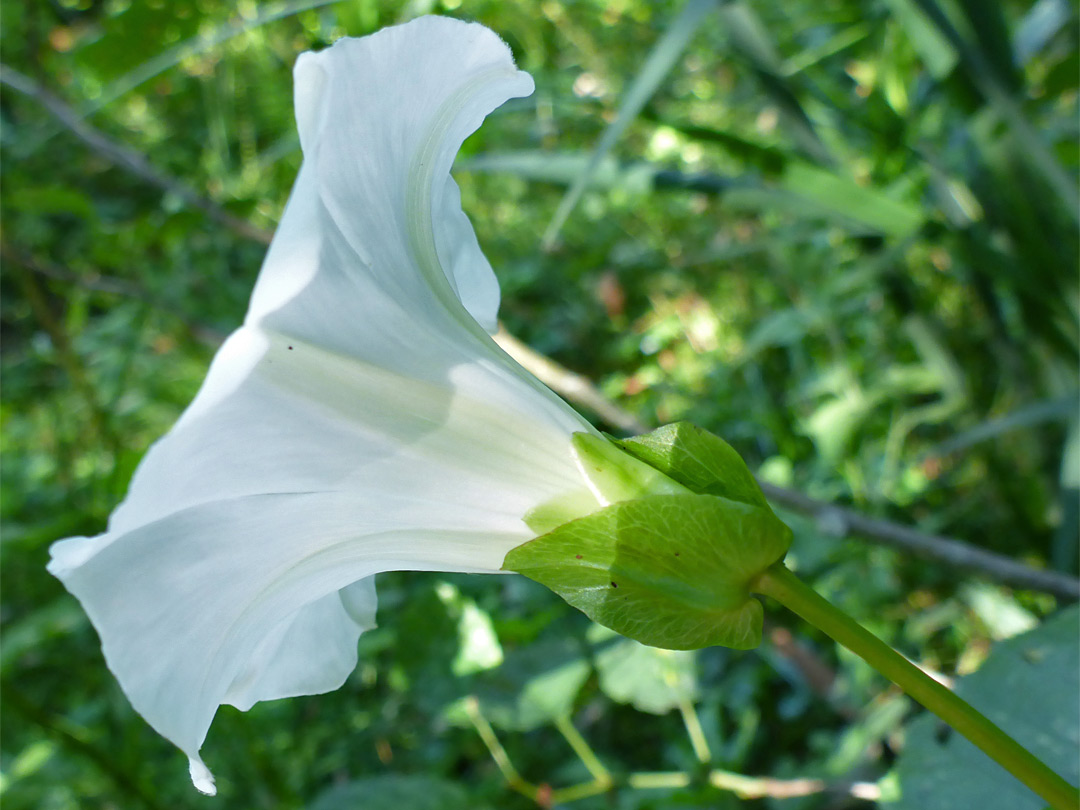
[617,422,772,511]
[505,424,792,651]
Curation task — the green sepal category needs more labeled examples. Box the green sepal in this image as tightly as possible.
[571,432,690,502]
[504,493,792,651]
[523,488,603,535]
[616,422,771,510]
[523,432,689,535]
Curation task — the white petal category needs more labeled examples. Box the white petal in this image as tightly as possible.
[48,15,598,786]
[223,578,377,712]
[52,488,542,761]
[188,757,216,796]
[249,15,533,335]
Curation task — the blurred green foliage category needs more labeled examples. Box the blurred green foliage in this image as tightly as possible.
[1,0,1077,808]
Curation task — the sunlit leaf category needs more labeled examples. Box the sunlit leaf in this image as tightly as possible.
[594,633,699,715]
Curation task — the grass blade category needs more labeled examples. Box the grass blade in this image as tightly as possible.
[540,0,718,250]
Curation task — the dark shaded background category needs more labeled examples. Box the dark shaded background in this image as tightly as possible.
[2,1,1077,808]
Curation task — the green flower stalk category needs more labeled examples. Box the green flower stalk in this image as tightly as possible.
[752,564,1078,810]
[506,423,1079,810]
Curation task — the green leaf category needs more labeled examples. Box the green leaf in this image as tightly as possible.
[616,422,770,509]
[959,583,1037,641]
[434,582,504,676]
[780,162,925,238]
[6,186,96,219]
[511,656,591,728]
[888,606,1080,810]
[307,774,481,810]
[504,494,792,651]
[594,635,699,715]
[880,0,958,78]
[447,639,590,732]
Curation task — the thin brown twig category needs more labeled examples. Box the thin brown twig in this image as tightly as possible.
[2,245,228,348]
[756,482,1080,600]
[11,261,113,444]
[707,768,881,801]
[9,250,147,299]
[628,769,880,800]
[494,327,647,434]
[0,65,273,246]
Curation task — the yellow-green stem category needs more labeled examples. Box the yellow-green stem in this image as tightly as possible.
[463,696,538,800]
[675,696,712,763]
[752,563,1079,810]
[554,714,612,786]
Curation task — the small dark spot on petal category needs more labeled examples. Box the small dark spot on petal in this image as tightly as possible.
[610,581,618,588]
[287,346,293,350]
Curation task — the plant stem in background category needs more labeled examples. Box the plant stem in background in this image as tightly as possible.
[462,696,539,801]
[752,563,1080,810]
[553,714,613,788]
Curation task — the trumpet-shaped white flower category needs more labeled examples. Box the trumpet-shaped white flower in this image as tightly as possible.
[47,16,601,795]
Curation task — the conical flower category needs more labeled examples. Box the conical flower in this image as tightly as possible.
[48,16,601,794]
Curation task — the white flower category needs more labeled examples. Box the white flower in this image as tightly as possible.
[47,16,600,795]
